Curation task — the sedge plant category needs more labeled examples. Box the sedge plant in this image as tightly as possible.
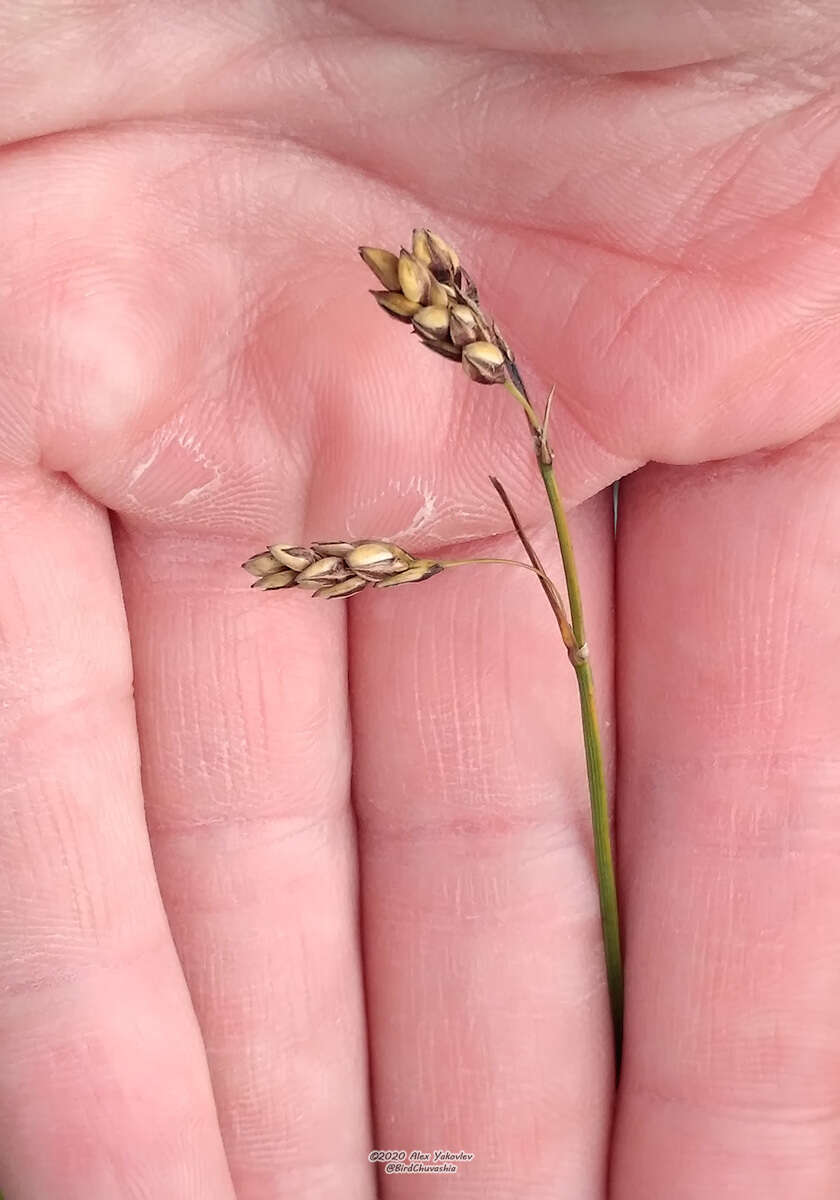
[243,229,623,1068]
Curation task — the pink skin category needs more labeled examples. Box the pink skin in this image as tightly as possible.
[0,3,839,1196]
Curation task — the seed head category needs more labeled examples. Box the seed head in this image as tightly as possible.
[296,556,351,586]
[428,278,450,307]
[242,540,446,598]
[374,561,444,587]
[312,541,356,556]
[448,304,482,347]
[411,228,433,268]
[363,229,513,383]
[461,341,506,385]
[268,544,318,572]
[398,250,435,304]
[412,305,451,342]
[251,569,298,590]
[372,290,421,321]
[358,246,401,291]
[412,228,459,281]
[343,540,412,579]
[455,265,479,301]
[316,576,369,599]
[427,231,460,279]
[242,551,283,577]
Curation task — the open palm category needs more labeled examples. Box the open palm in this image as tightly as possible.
[2,3,839,1197]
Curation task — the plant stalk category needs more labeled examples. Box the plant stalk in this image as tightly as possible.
[504,371,624,1068]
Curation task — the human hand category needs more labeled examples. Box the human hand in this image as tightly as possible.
[1,3,839,1196]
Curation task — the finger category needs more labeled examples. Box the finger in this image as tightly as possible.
[4,0,827,148]
[6,6,840,487]
[351,495,616,1196]
[0,469,234,1199]
[333,0,832,65]
[116,520,376,1200]
[612,426,840,1197]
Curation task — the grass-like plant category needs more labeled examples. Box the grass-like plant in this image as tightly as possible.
[243,229,624,1065]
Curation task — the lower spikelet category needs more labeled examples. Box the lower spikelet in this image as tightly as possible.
[242,540,443,597]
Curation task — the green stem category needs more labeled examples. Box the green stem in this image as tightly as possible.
[503,373,624,1068]
[576,658,623,1066]
[537,461,586,644]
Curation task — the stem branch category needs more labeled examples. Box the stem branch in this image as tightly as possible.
[485,477,576,655]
